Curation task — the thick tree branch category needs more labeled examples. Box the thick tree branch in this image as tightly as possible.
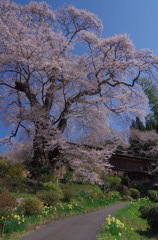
[104,71,141,87]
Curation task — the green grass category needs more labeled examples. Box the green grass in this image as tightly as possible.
[103,199,158,240]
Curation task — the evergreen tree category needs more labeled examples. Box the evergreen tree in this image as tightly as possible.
[140,78,158,130]
[130,117,145,131]
[130,119,137,129]
[135,117,146,131]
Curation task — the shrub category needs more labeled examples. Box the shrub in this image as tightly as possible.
[106,191,121,202]
[90,185,104,198]
[22,197,43,216]
[0,192,17,235]
[129,188,140,199]
[7,166,24,179]
[37,190,62,206]
[0,158,11,177]
[148,190,158,202]
[0,192,17,216]
[140,203,158,233]
[3,175,30,193]
[43,182,64,199]
[129,181,155,197]
[60,184,75,202]
[103,176,122,193]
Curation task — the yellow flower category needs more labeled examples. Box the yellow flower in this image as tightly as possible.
[118,232,121,236]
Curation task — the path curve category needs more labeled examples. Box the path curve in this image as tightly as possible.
[21,203,128,240]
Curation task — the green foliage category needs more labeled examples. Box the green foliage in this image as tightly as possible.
[0,160,31,194]
[113,199,157,240]
[130,117,145,131]
[0,158,11,177]
[7,166,24,179]
[140,203,158,233]
[4,176,31,193]
[89,185,104,198]
[134,78,158,133]
[98,199,156,240]
[43,182,64,199]
[129,188,140,199]
[75,185,104,200]
[148,190,158,202]
[22,197,43,216]
[105,191,121,202]
[146,118,157,131]
[103,176,122,193]
[60,184,75,202]
[37,190,63,206]
[130,182,155,197]
[98,215,126,240]
[140,78,158,127]
[62,172,73,183]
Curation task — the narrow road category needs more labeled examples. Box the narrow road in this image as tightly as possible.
[21,203,128,240]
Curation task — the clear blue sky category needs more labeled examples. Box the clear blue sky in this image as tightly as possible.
[0,0,158,151]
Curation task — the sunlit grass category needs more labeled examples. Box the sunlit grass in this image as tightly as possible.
[98,199,158,240]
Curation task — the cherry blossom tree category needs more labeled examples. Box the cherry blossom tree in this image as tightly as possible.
[129,129,158,159]
[55,141,118,184]
[0,1,158,173]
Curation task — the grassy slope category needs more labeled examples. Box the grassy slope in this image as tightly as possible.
[2,184,119,240]
[114,201,157,240]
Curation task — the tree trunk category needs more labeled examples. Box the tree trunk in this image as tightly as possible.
[31,117,59,177]
[30,105,69,177]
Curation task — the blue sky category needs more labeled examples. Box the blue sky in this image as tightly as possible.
[0,0,158,151]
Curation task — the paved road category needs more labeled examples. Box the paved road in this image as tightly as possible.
[21,203,128,240]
